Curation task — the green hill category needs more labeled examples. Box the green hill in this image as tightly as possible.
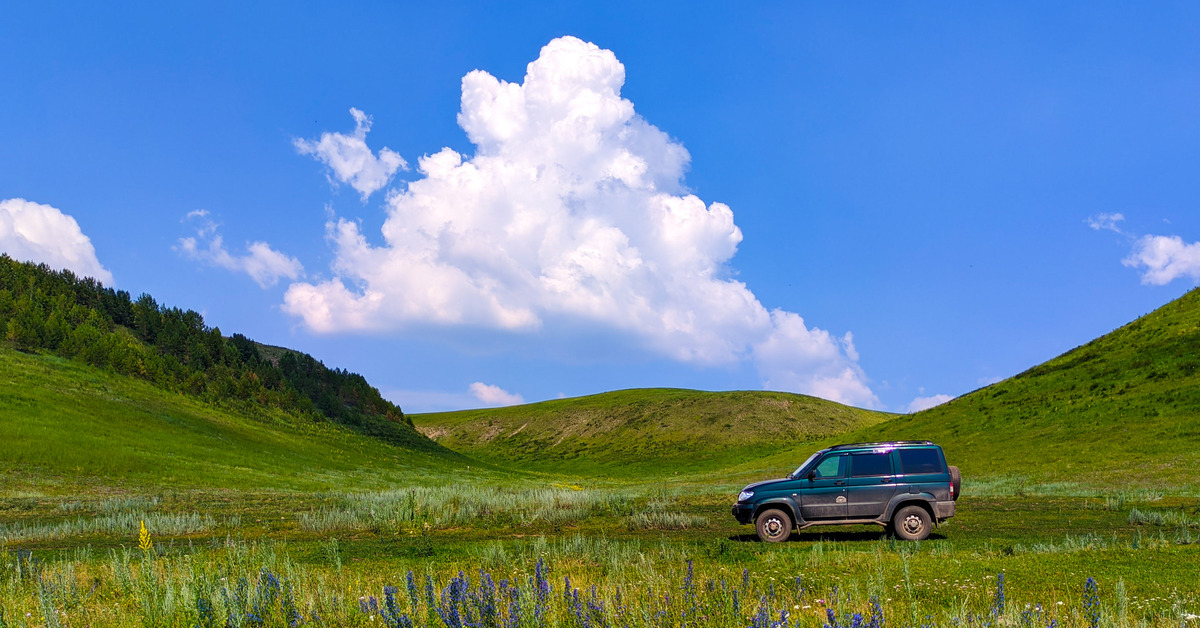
[851,287,1200,488]
[411,388,891,474]
[0,346,465,495]
[0,255,428,451]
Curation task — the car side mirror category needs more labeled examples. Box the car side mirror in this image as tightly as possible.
[807,471,816,481]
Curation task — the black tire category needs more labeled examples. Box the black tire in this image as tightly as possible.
[892,505,932,541]
[755,508,793,543]
[948,465,962,501]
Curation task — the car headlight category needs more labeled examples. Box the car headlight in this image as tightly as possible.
[738,490,754,502]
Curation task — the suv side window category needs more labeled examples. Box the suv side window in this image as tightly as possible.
[813,454,846,479]
[849,452,893,477]
[899,448,943,474]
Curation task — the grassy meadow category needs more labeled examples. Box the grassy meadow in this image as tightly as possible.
[3,288,1200,625]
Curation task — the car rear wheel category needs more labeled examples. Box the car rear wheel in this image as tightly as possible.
[892,505,931,541]
[755,508,793,543]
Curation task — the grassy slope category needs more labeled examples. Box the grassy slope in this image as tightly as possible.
[7,285,1198,496]
[411,388,890,474]
[846,287,1200,487]
[0,348,469,495]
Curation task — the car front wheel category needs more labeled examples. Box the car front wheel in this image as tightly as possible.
[755,508,793,543]
[892,505,932,541]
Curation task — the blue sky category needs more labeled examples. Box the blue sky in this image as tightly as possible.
[3,2,1199,413]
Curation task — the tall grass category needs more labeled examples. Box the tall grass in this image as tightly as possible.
[0,511,214,543]
[626,500,709,530]
[966,476,1191,499]
[297,486,649,532]
[0,539,1195,627]
[1128,508,1200,528]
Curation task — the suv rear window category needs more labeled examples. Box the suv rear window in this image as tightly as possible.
[899,448,943,474]
[849,452,893,477]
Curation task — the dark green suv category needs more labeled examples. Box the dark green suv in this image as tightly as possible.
[732,441,960,542]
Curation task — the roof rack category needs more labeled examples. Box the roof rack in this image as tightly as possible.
[827,441,933,451]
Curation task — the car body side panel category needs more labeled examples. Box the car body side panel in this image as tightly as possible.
[845,475,898,518]
[799,479,848,520]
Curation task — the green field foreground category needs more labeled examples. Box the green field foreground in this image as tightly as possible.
[1,486,1198,626]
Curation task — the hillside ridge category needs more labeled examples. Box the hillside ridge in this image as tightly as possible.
[0,254,436,452]
[850,286,1200,486]
[413,387,891,473]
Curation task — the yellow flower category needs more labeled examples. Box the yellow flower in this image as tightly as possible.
[138,520,153,551]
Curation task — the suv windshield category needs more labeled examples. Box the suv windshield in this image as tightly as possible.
[789,452,822,479]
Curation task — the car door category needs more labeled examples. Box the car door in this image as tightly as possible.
[799,453,848,520]
[845,451,898,518]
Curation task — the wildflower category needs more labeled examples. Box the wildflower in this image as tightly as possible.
[991,572,1006,616]
[1083,577,1100,628]
[138,520,153,551]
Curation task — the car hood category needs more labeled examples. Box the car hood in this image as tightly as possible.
[741,478,789,492]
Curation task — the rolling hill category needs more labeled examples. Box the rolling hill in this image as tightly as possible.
[411,388,891,474]
[0,255,425,450]
[414,287,1200,489]
[850,286,1200,487]
[0,347,467,495]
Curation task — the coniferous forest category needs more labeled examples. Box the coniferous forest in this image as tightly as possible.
[0,254,431,450]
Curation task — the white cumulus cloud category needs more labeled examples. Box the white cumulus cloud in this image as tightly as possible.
[177,210,303,288]
[284,36,878,408]
[1123,234,1200,285]
[295,108,407,200]
[907,394,953,413]
[469,382,525,407]
[0,198,114,285]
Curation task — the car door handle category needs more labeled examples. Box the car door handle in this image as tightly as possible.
[881,477,894,483]
[835,480,846,486]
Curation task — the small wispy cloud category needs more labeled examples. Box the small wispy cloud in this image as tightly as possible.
[1086,212,1126,234]
[295,108,406,200]
[907,393,952,413]
[177,210,303,288]
[469,382,525,407]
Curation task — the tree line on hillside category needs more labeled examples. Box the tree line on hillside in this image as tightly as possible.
[0,254,427,449]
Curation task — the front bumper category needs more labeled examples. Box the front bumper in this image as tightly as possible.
[732,503,753,525]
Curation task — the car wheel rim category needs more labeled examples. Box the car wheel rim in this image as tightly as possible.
[764,517,784,537]
[903,514,923,535]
